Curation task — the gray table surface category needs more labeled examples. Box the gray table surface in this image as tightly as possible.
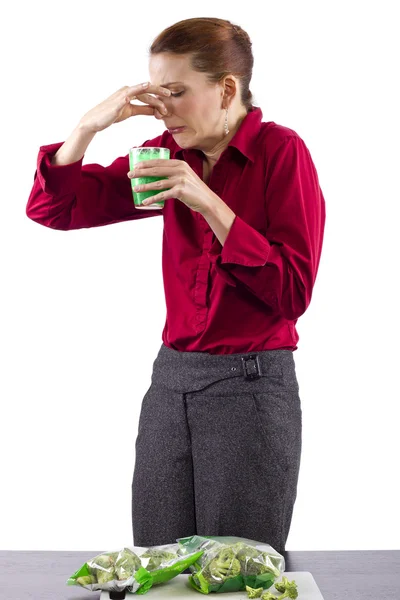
[0,550,399,600]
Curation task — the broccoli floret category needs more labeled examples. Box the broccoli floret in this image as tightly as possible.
[88,551,117,584]
[141,548,176,571]
[246,585,264,598]
[95,554,114,569]
[76,575,96,586]
[274,576,298,599]
[205,547,241,582]
[233,543,280,578]
[97,569,115,584]
[115,548,141,580]
[261,592,278,600]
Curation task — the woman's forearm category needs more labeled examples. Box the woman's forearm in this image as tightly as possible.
[50,123,97,166]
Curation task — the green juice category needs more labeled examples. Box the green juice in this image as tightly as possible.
[129,147,170,209]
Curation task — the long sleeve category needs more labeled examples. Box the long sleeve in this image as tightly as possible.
[26,142,161,230]
[208,135,326,321]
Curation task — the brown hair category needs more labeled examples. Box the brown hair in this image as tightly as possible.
[149,17,256,113]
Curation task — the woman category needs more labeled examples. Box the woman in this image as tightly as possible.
[26,17,326,556]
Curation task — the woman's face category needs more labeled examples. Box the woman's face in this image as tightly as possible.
[148,52,228,152]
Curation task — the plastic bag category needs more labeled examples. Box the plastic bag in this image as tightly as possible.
[66,548,152,594]
[67,544,204,594]
[137,543,204,585]
[177,535,285,594]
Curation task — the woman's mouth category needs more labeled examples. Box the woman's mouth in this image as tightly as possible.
[168,126,186,134]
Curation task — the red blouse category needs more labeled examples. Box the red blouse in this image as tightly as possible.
[26,107,326,354]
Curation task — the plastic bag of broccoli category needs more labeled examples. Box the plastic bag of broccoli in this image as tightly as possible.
[67,544,204,594]
[177,535,285,594]
[136,543,204,585]
[66,547,152,594]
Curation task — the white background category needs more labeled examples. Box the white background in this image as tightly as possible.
[1,0,399,551]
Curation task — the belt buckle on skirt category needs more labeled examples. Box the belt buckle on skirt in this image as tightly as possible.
[241,354,261,380]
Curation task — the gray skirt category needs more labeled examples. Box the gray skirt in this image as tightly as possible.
[131,343,302,555]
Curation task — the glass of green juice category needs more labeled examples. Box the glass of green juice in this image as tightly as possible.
[129,147,170,209]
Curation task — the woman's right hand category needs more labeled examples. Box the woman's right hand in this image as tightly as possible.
[78,82,172,133]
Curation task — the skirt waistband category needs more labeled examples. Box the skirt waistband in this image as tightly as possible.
[150,343,296,393]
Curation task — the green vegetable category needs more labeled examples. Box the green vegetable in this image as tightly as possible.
[88,551,118,584]
[97,569,115,584]
[178,536,285,594]
[115,548,142,580]
[273,576,298,599]
[94,552,116,569]
[261,593,278,600]
[205,547,241,582]
[140,548,176,571]
[76,575,96,586]
[66,548,152,594]
[246,584,264,597]
[233,542,281,578]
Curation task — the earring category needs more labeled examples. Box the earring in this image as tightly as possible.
[224,107,230,136]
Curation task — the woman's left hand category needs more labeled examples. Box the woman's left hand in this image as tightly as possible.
[127,159,215,214]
